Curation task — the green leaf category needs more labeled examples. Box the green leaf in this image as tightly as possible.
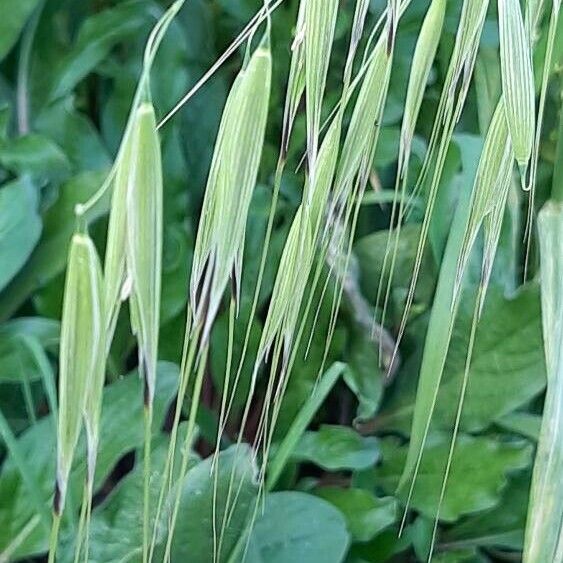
[0,362,178,560]
[0,134,71,184]
[292,425,379,471]
[169,445,258,563]
[35,102,111,172]
[69,426,199,563]
[444,473,531,551]
[374,433,532,522]
[0,179,41,291]
[210,308,263,414]
[354,224,435,310]
[48,2,151,100]
[385,286,547,435]
[268,363,345,490]
[0,0,41,61]
[246,491,350,563]
[344,332,384,422]
[0,171,109,321]
[315,488,398,542]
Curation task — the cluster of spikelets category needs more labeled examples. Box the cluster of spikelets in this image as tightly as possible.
[49,0,562,562]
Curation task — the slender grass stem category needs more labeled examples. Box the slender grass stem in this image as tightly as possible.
[163,345,209,561]
[72,482,88,563]
[142,403,153,563]
[428,285,483,560]
[47,513,61,563]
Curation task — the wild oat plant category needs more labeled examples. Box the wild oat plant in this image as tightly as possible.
[0,0,561,562]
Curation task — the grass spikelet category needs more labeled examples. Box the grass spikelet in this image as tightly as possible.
[498,0,535,175]
[304,0,339,175]
[455,98,513,304]
[387,0,489,375]
[125,101,163,410]
[49,233,104,563]
[333,33,389,207]
[399,0,446,174]
[154,36,272,560]
[282,0,306,155]
[376,0,446,346]
[190,36,272,342]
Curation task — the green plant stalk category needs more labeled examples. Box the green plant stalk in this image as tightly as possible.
[142,403,153,563]
[148,316,199,562]
[266,362,345,489]
[163,345,209,561]
[47,514,60,563]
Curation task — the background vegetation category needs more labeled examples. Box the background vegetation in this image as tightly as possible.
[0,0,561,561]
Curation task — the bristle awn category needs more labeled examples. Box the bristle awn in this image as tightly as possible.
[212,297,235,563]
[162,345,209,562]
[396,184,474,537]
[49,233,104,563]
[455,99,513,300]
[304,0,339,178]
[388,0,490,375]
[158,0,284,130]
[215,0,304,453]
[526,0,548,41]
[397,98,513,529]
[498,0,535,177]
[428,284,485,561]
[157,35,271,558]
[189,35,271,343]
[523,0,561,279]
[148,310,198,563]
[376,0,446,360]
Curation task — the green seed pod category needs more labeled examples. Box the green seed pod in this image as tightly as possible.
[56,233,104,515]
[499,0,536,171]
[125,102,163,408]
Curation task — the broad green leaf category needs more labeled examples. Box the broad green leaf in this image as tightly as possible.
[246,491,350,563]
[375,433,532,522]
[0,0,41,61]
[67,428,198,563]
[354,224,435,308]
[0,362,178,560]
[433,285,546,432]
[292,425,379,471]
[445,473,531,551]
[315,488,398,542]
[48,2,151,100]
[0,318,58,383]
[0,179,41,292]
[344,331,384,422]
[0,134,71,184]
[35,102,111,172]
[384,286,546,435]
[0,171,109,321]
[268,363,345,490]
[169,445,258,563]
